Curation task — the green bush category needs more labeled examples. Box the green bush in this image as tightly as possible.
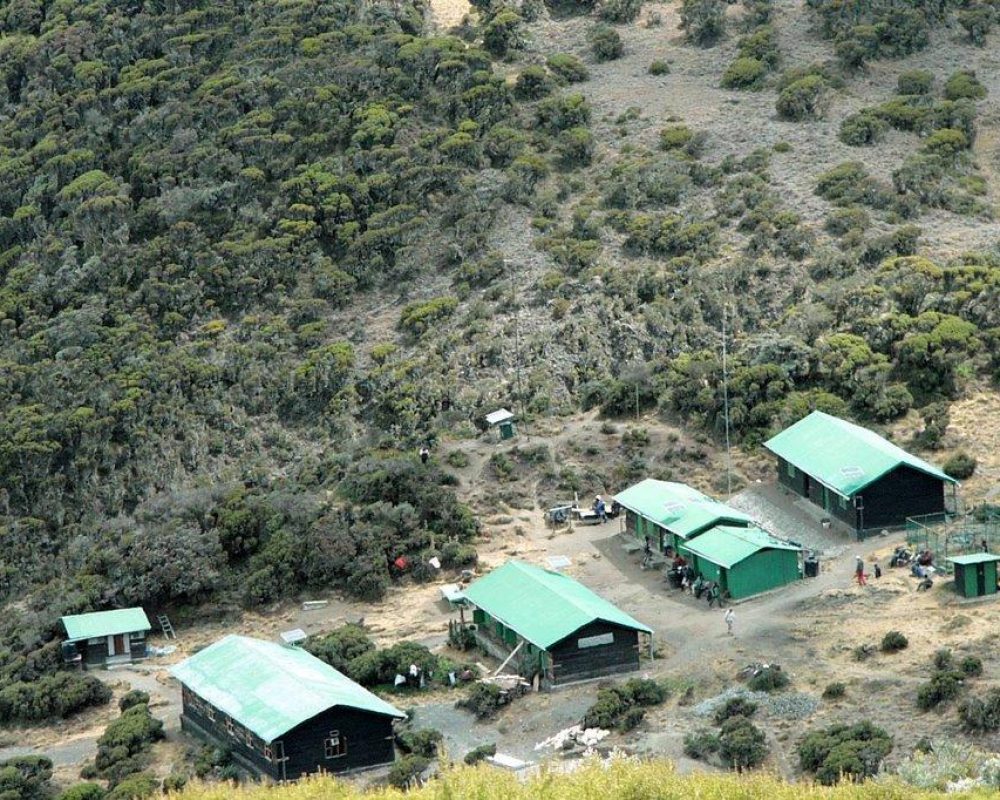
[463,743,497,765]
[917,671,965,710]
[582,679,668,729]
[776,75,827,121]
[57,783,106,800]
[557,127,595,168]
[958,5,994,46]
[746,666,789,692]
[0,673,112,723]
[306,625,376,672]
[536,93,591,133]
[714,696,758,724]
[958,688,1000,731]
[880,631,909,653]
[514,66,552,100]
[932,649,953,671]
[95,704,164,774]
[897,69,933,96]
[618,706,646,731]
[396,728,443,758]
[457,682,506,718]
[822,682,846,700]
[839,111,888,146]
[798,722,893,785]
[481,10,523,57]
[118,691,150,713]
[649,60,670,75]
[659,125,694,150]
[399,296,459,336]
[0,756,53,800]
[387,755,430,789]
[943,451,977,480]
[825,206,869,236]
[104,773,158,800]
[944,70,987,101]
[683,729,721,759]
[719,716,769,770]
[588,24,624,61]
[960,655,983,677]
[546,54,589,83]
[721,57,767,90]
[680,0,726,46]
[599,0,643,23]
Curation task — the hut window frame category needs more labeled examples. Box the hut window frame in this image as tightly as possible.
[324,731,347,759]
[263,745,273,762]
[786,462,796,478]
[225,717,235,737]
[838,495,847,510]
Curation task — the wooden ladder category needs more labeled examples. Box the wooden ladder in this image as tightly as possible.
[157,614,176,640]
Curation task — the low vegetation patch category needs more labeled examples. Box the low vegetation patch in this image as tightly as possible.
[880,630,909,653]
[581,678,669,731]
[799,721,893,785]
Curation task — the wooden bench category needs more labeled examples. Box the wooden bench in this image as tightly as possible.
[440,584,465,606]
[622,541,642,554]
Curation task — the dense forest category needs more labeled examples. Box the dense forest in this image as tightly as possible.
[1,0,1000,735]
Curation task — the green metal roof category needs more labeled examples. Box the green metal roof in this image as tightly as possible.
[947,553,1000,566]
[461,561,652,650]
[62,608,151,641]
[614,479,750,539]
[171,635,404,742]
[764,411,957,498]
[682,525,801,569]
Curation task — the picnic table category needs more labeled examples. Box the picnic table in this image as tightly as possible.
[622,540,642,554]
[440,584,465,606]
[648,554,668,567]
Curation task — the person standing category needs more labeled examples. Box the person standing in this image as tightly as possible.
[855,556,867,586]
[725,608,735,636]
[419,446,430,464]
[642,536,652,569]
[983,538,989,553]
[873,562,882,579]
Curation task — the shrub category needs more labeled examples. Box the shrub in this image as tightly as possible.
[960,655,983,677]
[618,706,646,731]
[721,57,767,90]
[387,755,430,789]
[944,70,987,102]
[600,0,642,23]
[514,67,552,100]
[0,756,53,800]
[481,10,523,57]
[822,682,846,700]
[649,60,670,75]
[659,125,694,150]
[714,696,758,724]
[825,206,869,236]
[897,69,933,96]
[683,729,721,759]
[96,704,164,774]
[0,673,112,723]
[680,0,726,46]
[396,728,443,758]
[582,679,668,730]
[536,93,591,133]
[557,127,595,168]
[917,671,964,710]
[588,24,623,61]
[57,783,106,800]
[399,296,458,336]
[306,624,375,672]
[944,451,977,480]
[776,75,827,121]
[719,716,769,770]
[463,743,496,765]
[933,649,953,671]
[839,111,888,146]
[958,688,1000,731]
[922,128,969,159]
[118,691,150,713]
[747,665,789,692]
[799,721,893,785]
[546,54,589,83]
[881,631,908,653]
[104,773,158,800]
[457,682,506,718]
[958,6,994,46]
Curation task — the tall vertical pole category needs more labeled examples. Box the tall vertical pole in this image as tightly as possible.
[722,302,733,499]
[509,261,528,441]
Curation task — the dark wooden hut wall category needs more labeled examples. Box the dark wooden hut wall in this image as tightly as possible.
[548,620,641,684]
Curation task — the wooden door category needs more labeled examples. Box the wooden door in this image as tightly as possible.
[977,564,986,596]
[112,634,125,655]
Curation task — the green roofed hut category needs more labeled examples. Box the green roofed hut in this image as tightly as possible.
[459,561,652,687]
[682,525,802,600]
[614,478,752,555]
[948,553,1000,599]
[61,608,151,668]
[765,411,958,536]
[172,635,405,780]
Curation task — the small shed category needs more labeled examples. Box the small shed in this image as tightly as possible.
[460,561,652,687]
[682,525,802,600]
[948,553,1000,598]
[485,408,516,440]
[172,635,405,780]
[614,479,751,554]
[61,608,152,668]
[765,411,958,534]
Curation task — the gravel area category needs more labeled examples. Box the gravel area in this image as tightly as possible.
[692,687,820,721]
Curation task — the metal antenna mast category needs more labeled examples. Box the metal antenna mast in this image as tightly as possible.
[722,301,733,499]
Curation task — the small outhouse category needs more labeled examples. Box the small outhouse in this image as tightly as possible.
[948,553,1000,598]
[61,608,152,668]
[485,408,516,440]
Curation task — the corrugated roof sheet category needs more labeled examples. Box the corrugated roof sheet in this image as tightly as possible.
[170,635,404,742]
[764,411,956,497]
[682,525,801,569]
[461,561,651,650]
[485,408,514,425]
[614,479,750,538]
[948,553,1000,565]
[62,608,151,641]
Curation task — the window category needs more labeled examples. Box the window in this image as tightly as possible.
[225,717,235,737]
[204,703,215,721]
[245,729,254,748]
[578,632,614,649]
[786,462,796,478]
[263,745,273,763]
[838,495,847,510]
[324,731,347,759]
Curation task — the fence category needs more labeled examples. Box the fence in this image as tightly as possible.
[904,509,1000,568]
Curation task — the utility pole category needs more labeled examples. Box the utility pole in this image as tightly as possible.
[508,260,529,441]
[721,302,733,499]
